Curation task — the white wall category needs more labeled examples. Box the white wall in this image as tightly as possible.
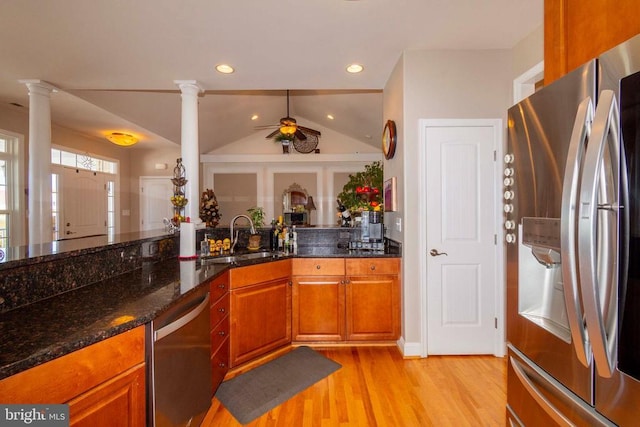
[200,157,381,225]
[388,48,514,355]
[201,117,382,225]
[383,57,404,244]
[208,117,378,155]
[512,25,544,79]
[129,146,181,230]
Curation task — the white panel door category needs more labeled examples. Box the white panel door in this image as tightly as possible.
[426,123,497,354]
[62,168,107,239]
[140,177,173,231]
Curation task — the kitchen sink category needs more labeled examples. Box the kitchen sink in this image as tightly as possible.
[201,251,281,265]
[203,255,238,264]
[240,251,279,260]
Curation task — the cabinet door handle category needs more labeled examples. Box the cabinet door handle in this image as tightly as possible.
[316,265,321,270]
[370,265,376,271]
[218,308,225,313]
[218,331,226,336]
[218,284,226,289]
[218,363,226,368]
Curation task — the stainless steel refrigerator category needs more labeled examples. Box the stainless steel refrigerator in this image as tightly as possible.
[505,34,640,426]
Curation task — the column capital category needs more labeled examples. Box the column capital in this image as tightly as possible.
[174,80,204,95]
[19,79,58,95]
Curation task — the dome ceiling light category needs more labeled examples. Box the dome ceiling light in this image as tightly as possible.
[106,132,138,147]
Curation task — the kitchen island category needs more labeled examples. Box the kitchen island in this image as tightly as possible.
[0,227,400,425]
[0,227,400,379]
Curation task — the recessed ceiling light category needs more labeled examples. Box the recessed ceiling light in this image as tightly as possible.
[251,114,259,121]
[346,64,364,73]
[215,64,235,74]
[327,114,334,120]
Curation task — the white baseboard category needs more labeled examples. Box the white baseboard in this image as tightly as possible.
[396,337,423,358]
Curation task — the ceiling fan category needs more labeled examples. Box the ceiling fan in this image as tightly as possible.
[256,90,321,153]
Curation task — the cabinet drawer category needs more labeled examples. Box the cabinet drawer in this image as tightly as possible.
[209,272,229,302]
[210,293,229,328]
[211,338,229,393]
[230,259,291,289]
[345,258,400,275]
[292,258,345,276]
[211,315,230,354]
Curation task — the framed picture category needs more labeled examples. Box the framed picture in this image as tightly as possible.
[384,177,397,212]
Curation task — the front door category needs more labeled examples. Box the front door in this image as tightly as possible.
[424,120,500,355]
[62,168,107,239]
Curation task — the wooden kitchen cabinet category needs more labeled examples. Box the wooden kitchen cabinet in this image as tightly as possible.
[544,0,640,84]
[345,258,401,341]
[292,274,346,341]
[68,364,145,427]
[292,258,346,341]
[0,326,146,427]
[292,258,400,342]
[228,259,292,367]
[209,271,229,394]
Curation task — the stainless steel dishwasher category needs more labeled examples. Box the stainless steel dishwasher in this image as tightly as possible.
[148,285,212,427]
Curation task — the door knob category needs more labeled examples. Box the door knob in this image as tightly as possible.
[430,249,448,257]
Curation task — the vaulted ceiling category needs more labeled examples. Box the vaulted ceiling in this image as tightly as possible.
[0,0,542,153]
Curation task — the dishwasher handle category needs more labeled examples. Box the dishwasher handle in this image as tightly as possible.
[154,292,210,342]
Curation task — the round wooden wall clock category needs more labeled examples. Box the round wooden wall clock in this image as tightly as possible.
[382,120,397,160]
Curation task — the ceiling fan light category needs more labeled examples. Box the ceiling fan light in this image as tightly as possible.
[279,124,297,136]
[106,132,138,146]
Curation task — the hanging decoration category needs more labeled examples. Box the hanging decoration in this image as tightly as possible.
[170,158,187,226]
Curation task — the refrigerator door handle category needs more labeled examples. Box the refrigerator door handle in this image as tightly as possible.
[560,96,594,367]
[577,89,621,378]
[509,355,575,426]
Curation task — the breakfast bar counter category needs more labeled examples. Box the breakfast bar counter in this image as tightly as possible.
[0,229,400,380]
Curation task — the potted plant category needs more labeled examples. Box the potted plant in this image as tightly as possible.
[246,206,265,250]
[337,161,384,215]
[273,132,293,154]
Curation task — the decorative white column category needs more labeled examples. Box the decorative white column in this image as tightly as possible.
[174,80,203,224]
[20,79,57,245]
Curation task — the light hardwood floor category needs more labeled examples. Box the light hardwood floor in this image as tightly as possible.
[204,346,507,426]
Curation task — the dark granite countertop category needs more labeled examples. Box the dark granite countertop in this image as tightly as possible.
[0,258,229,380]
[0,229,175,269]
[0,248,400,381]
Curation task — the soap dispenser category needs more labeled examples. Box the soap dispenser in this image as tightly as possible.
[200,234,211,257]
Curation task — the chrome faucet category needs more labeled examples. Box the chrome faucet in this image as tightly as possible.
[229,214,256,254]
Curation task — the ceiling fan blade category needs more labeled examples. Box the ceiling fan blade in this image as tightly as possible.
[298,126,321,136]
[254,124,279,130]
[294,129,307,140]
[265,129,280,139]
